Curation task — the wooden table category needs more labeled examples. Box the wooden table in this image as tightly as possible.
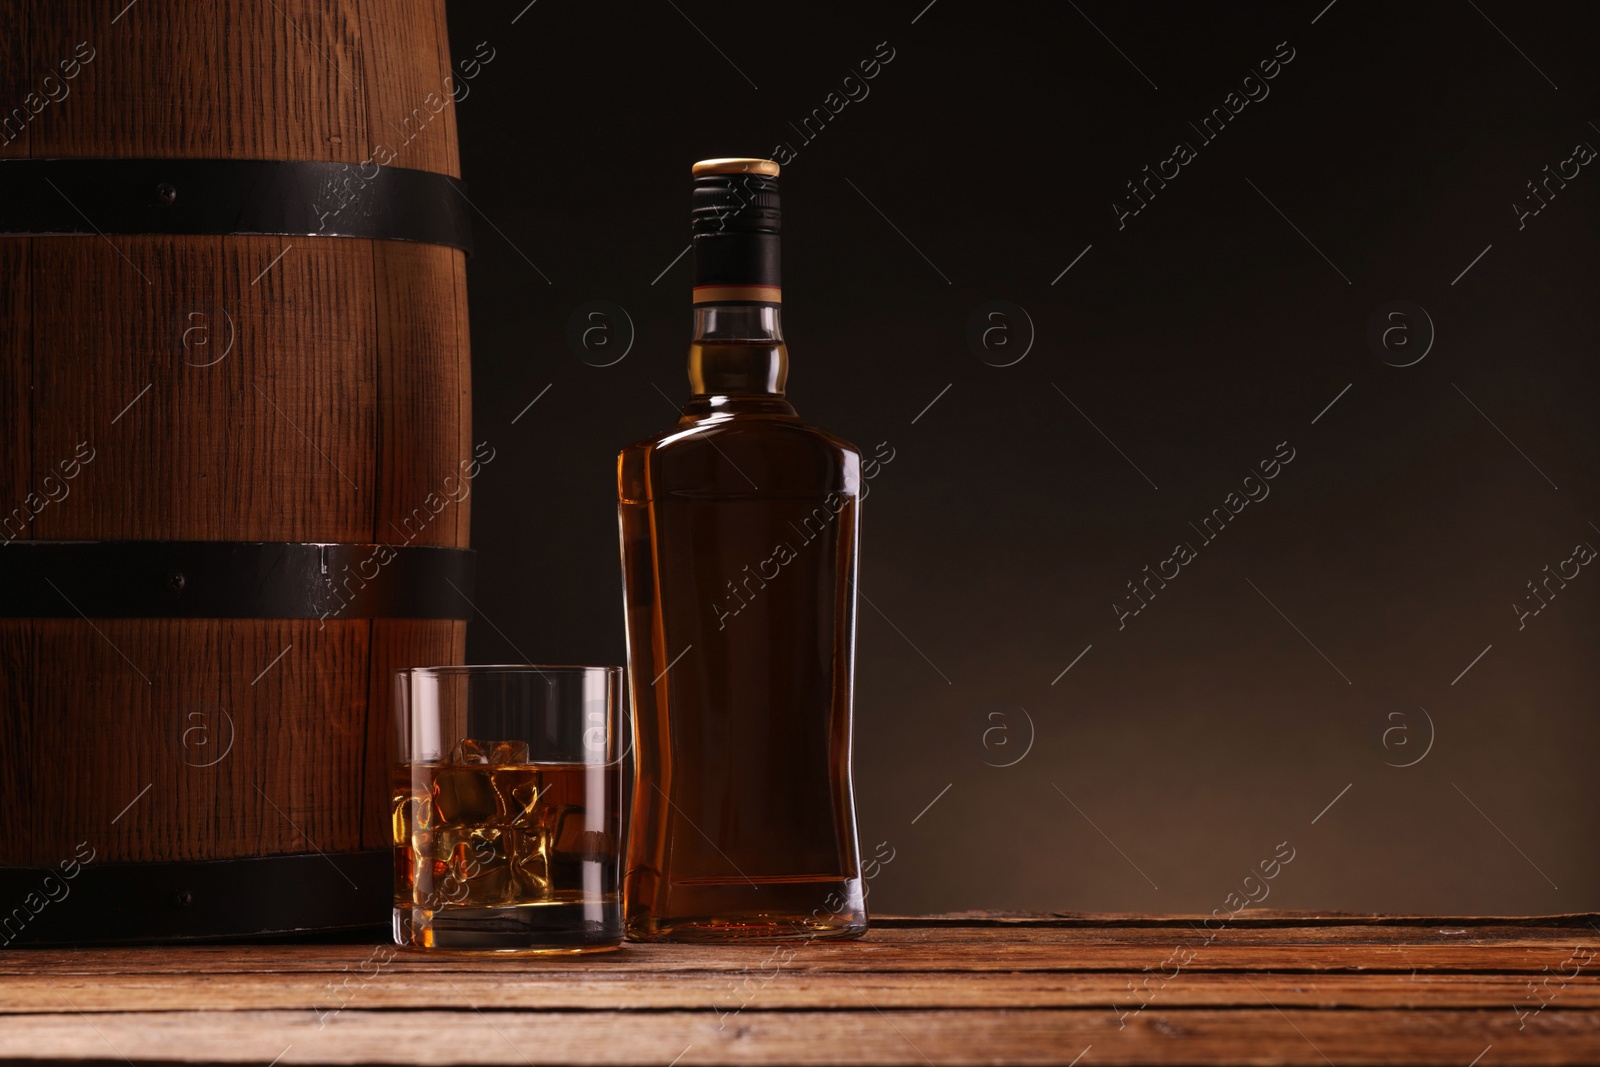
[3,914,1598,1064]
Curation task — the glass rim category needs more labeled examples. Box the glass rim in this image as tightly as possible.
[393,663,623,677]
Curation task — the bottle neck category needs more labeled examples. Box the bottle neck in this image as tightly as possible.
[687,304,789,398]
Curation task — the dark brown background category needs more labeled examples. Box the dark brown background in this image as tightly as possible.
[445,0,1599,916]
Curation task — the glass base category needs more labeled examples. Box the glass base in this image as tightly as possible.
[395,902,623,953]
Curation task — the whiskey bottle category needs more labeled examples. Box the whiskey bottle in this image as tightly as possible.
[617,158,867,942]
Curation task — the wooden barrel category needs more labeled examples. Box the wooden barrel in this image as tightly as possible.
[0,1,474,942]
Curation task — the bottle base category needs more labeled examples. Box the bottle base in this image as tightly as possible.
[626,913,868,943]
[624,873,868,943]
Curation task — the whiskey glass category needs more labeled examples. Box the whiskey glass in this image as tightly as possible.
[392,665,624,952]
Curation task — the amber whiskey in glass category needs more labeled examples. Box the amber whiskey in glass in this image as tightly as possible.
[617,158,867,942]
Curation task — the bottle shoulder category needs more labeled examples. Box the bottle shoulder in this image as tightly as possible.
[623,412,858,455]
[619,409,860,503]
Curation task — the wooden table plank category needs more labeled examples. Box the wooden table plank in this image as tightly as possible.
[2,916,1597,1064]
[1,945,1589,977]
[4,920,1595,976]
[2,970,1595,1013]
[1,1008,1595,1065]
[877,913,1600,929]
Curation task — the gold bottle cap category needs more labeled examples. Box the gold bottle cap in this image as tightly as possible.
[691,157,780,178]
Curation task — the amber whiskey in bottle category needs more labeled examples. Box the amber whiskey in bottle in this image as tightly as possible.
[617,158,867,942]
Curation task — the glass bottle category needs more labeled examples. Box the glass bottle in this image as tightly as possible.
[617,158,867,942]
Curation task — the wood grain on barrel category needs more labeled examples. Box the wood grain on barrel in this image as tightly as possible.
[372,241,471,549]
[357,0,461,178]
[19,619,368,861]
[0,623,37,845]
[0,239,30,536]
[0,2,30,159]
[28,0,223,158]
[20,0,463,173]
[2,916,1597,1065]
[229,234,378,540]
[0,1,471,870]
[449,250,472,533]
[219,0,367,164]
